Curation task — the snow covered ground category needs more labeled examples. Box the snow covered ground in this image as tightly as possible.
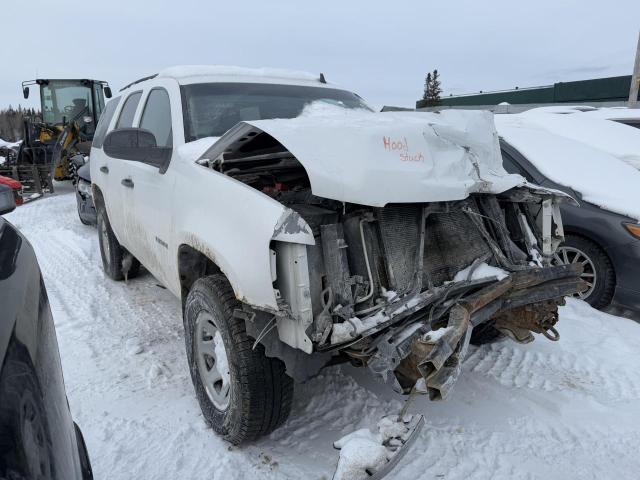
[6,184,640,480]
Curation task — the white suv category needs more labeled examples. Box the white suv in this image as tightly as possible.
[91,65,583,444]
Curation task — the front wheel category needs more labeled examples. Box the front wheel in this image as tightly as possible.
[184,275,293,444]
[551,235,615,309]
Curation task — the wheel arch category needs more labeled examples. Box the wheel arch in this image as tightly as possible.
[177,244,223,308]
[91,184,105,212]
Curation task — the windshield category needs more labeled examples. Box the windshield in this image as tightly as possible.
[40,80,95,127]
[181,82,371,141]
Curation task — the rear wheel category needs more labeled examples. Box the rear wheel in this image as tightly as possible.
[184,275,293,444]
[551,234,615,309]
[97,208,140,281]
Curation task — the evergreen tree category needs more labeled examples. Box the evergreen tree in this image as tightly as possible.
[422,69,443,107]
[423,72,432,101]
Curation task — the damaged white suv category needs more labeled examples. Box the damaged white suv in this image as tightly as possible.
[90,66,584,444]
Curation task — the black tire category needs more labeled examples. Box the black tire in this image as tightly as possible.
[0,343,53,479]
[184,274,293,444]
[470,322,504,346]
[76,189,91,226]
[556,234,615,309]
[96,208,140,281]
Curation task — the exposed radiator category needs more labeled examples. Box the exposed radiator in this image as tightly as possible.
[376,205,423,294]
[422,209,491,286]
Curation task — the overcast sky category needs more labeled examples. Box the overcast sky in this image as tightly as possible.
[1,0,639,110]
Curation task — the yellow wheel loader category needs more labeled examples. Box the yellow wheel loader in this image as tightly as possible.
[0,79,112,199]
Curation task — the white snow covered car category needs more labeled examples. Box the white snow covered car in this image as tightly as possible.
[90,66,585,444]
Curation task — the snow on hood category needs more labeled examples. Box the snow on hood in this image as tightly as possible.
[496,115,640,221]
[583,107,640,121]
[519,109,640,170]
[202,106,525,207]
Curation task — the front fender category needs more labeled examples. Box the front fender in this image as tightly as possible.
[172,162,313,311]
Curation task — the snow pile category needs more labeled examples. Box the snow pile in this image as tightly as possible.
[0,138,21,165]
[496,115,640,221]
[0,138,21,149]
[518,109,640,170]
[523,106,597,114]
[453,262,508,282]
[333,415,419,480]
[333,430,388,480]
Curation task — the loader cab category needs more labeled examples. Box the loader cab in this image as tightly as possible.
[22,79,112,137]
[12,78,113,184]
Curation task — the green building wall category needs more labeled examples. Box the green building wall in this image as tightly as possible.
[417,75,635,109]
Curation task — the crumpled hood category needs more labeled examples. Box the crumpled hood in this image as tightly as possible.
[200,107,525,207]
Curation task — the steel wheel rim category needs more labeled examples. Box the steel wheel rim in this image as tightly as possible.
[551,246,597,300]
[195,312,231,410]
[100,218,111,262]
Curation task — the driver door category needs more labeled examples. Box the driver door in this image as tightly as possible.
[102,90,143,251]
[120,84,179,287]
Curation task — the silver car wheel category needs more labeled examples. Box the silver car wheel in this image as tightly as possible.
[551,246,597,299]
[195,312,231,411]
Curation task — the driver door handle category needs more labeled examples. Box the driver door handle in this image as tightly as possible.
[121,178,134,189]
[100,166,109,174]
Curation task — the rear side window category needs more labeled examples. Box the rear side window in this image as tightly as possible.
[92,96,121,149]
[139,89,173,147]
[115,91,142,129]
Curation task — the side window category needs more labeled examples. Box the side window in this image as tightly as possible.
[92,96,121,149]
[115,91,142,129]
[139,89,173,147]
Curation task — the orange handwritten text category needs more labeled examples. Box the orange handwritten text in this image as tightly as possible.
[382,136,424,162]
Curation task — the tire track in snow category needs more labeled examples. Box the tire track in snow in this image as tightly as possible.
[465,340,640,402]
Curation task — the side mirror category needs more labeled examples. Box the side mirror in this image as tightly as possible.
[23,87,29,99]
[0,185,16,215]
[104,86,112,98]
[103,128,172,171]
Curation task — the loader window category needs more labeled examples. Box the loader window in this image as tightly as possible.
[116,91,142,129]
[41,80,94,126]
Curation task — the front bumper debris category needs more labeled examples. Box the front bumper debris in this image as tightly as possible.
[356,263,586,397]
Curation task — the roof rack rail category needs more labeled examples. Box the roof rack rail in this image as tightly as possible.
[119,73,159,92]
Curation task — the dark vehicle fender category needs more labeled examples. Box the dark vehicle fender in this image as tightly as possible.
[0,218,89,479]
